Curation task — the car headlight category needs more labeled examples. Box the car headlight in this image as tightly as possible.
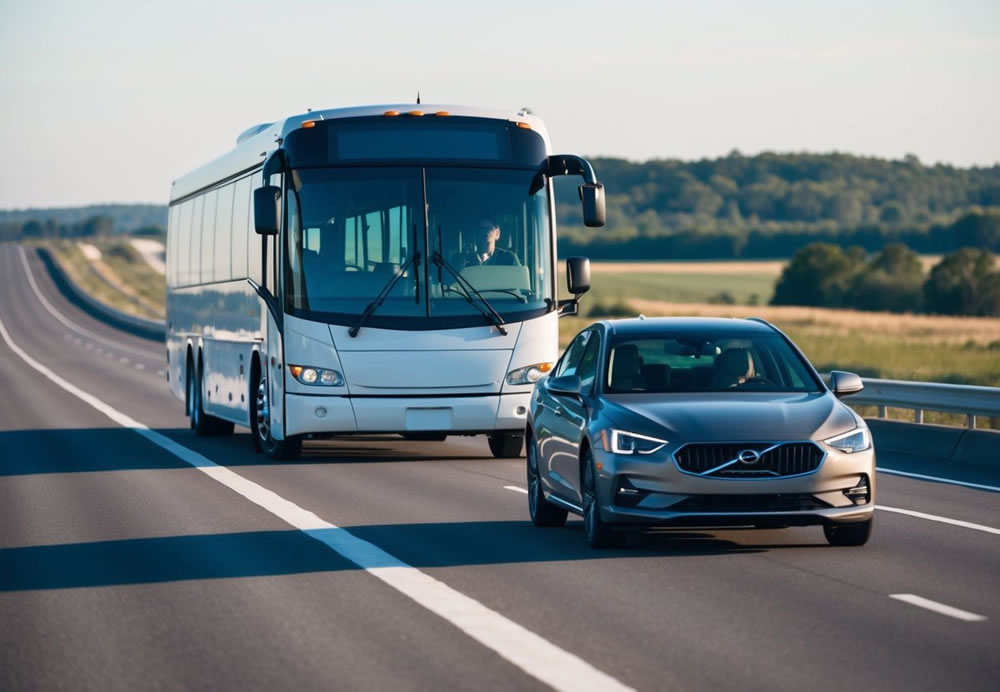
[289,364,344,387]
[600,429,668,455]
[824,427,870,453]
[506,362,553,385]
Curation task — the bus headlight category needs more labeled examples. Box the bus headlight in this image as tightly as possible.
[289,364,344,387]
[507,362,553,385]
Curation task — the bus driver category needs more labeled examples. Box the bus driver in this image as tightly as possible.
[461,220,521,267]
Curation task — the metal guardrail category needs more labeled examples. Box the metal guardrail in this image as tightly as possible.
[846,378,1000,429]
[36,246,166,342]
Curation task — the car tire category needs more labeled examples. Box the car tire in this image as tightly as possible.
[488,433,523,458]
[251,369,302,460]
[823,517,873,546]
[582,448,625,549]
[526,434,567,527]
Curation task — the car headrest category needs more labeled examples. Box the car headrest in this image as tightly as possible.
[718,348,754,378]
[612,344,641,378]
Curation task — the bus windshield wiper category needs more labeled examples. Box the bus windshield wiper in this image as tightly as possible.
[348,252,420,338]
[431,252,507,336]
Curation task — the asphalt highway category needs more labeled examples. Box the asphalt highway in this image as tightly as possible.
[2,242,999,691]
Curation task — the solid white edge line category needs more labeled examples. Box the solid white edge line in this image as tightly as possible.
[878,468,1000,493]
[876,506,1000,535]
[504,485,529,494]
[0,314,634,692]
[889,594,987,622]
[16,245,159,360]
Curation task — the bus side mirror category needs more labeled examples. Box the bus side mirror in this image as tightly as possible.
[579,183,605,227]
[566,256,591,295]
[253,186,281,236]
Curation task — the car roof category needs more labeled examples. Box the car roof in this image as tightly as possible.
[598,316,778,337]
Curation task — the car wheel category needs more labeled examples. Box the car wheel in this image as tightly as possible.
[526,435,567,527]
[488,433,523,458]
[251,370,302,460]
[582,448,625,549]
[823,517,873,546]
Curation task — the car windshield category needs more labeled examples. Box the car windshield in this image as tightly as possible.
[284,166,552,328]
[605,332,822,394]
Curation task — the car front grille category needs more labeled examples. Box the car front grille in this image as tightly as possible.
[674,442,824,478]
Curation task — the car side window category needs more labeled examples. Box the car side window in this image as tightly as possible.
[576,333,601,394]
[554,331,591,378]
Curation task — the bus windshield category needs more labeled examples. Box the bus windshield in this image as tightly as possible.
[285,166,552,328]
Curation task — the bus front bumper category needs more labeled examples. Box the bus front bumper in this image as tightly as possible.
[284,392,530,437]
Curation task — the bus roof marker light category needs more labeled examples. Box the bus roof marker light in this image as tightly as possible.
[516,122,532,129]
[407,110,424,117]
[435,111,450,116]
[383,110,400,116]
[302,120,316,129]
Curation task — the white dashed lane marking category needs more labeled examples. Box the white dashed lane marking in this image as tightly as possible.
[890,594,987,622]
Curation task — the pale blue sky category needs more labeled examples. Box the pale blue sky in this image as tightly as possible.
[1,0,998,208]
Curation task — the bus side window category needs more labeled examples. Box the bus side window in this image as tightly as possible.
[231,176,250,279]
[215,183,234,282]
[189,195,203,286]
[248,173,263,285]
[201,190,217,284]
[166,204,178,288]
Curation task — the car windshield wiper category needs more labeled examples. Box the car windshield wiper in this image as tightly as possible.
[348,251,420,338]
[431,252,507,336]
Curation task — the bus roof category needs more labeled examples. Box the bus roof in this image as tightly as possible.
[170,104,551,203]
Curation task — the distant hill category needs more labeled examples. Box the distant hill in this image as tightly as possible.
[0,204,166,234]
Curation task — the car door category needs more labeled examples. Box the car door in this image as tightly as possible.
[555,332,601,504]
[534,331,590,500]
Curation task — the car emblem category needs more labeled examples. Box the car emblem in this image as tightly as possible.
[737,449,761,465]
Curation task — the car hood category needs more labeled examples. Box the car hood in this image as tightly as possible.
[601,391,857,442]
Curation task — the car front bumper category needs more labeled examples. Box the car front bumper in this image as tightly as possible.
[592,444,876,527]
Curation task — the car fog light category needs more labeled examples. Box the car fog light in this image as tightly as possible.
[843,475,871,505]
[614,477,649,507]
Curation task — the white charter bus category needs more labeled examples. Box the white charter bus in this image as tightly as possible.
[165,104,605,459]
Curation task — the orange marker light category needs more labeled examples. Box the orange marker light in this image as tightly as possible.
[407,110,424,116]
[383,110,400,116]
[596,462,603,470]
[538,362,553,373]
[435,111,450,116]
[289,365,303,378]
[600,429,610,452]
[516,122,531,129]
[302,120,316,129]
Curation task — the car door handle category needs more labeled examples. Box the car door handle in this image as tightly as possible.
[553,405,564,416]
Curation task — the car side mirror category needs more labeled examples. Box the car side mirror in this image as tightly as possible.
[253,185,281,236]
[830,370,864,398]
[579,183,606,227]
[547,374,582,397]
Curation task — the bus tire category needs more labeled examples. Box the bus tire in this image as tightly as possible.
[488,433,523,458]
[251,368,302,460]
[191,355,234,436]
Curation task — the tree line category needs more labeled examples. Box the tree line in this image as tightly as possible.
[772,242,1000,316]
[554,152,1000,259]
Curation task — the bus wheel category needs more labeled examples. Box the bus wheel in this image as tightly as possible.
[488,433,523,458]
[190,357,234,436]
[252,370,302,460]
